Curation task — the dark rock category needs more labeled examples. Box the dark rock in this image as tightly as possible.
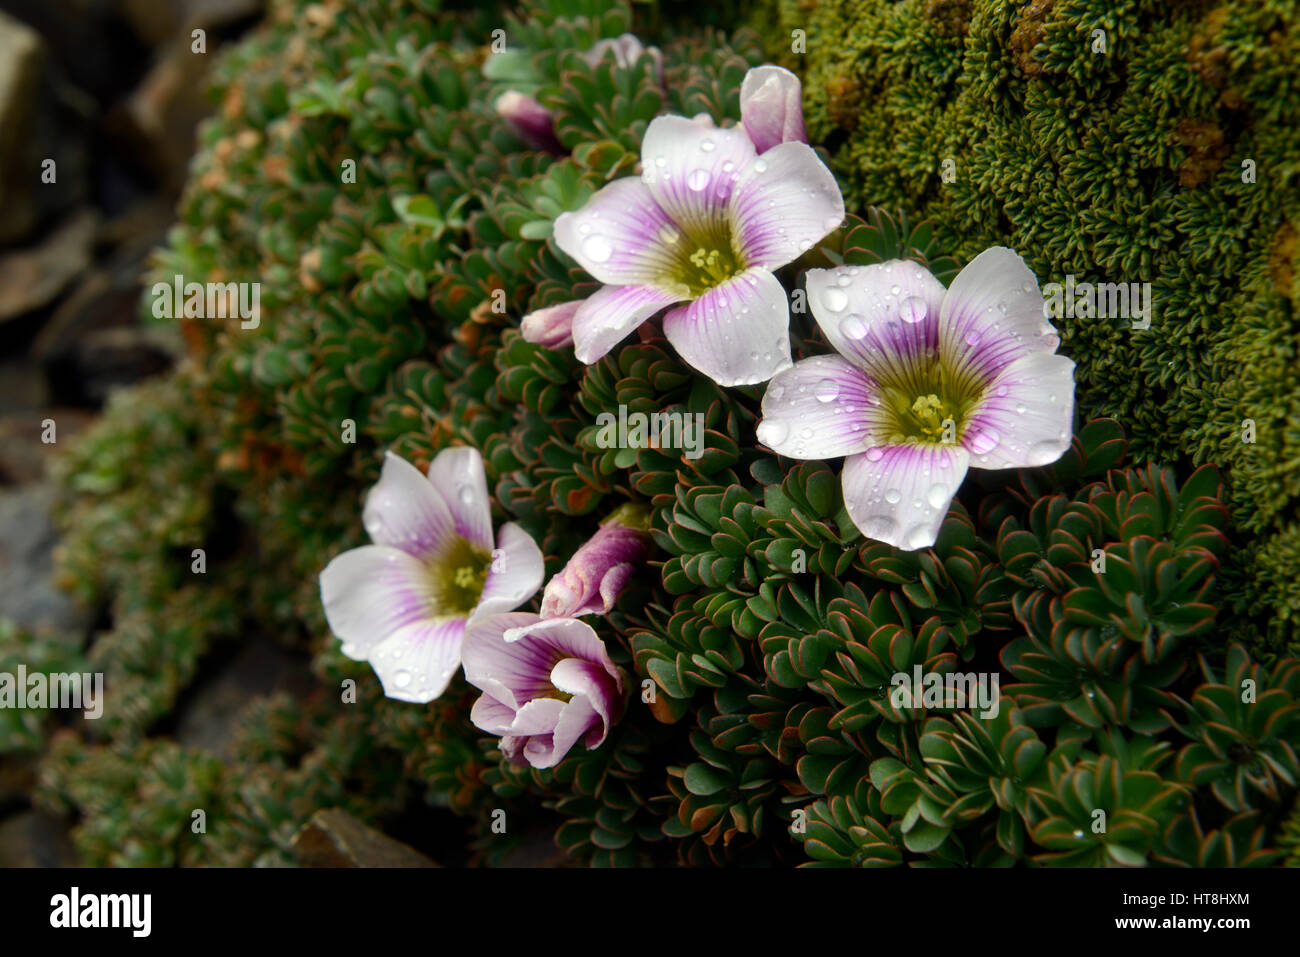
[292,809,439,868]
[0,210,97,323]
[0,483,94,640]
[0,809,79,866]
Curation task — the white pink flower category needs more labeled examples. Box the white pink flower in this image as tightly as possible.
[525,65,843,386]
[540,518,650,619]
[463,613,624,769]
[756,248,1076,551]
[740,65,807,153]
[319,449,545,703]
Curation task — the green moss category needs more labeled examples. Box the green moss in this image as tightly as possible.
[749,0,1300,655]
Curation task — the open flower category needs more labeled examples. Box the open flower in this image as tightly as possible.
[740,65,807,153]
[463,613,625,769]
[319,448,544,703]
[540,509,651,618]
[537,66,843,386]
[756,248,1075,550]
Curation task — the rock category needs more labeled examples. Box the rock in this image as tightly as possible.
[0,409,93,485]
[291,809,439,868]
[173,637,316,761]
[0,483,94,640]
[0,809,79,866]
[33,267,182,408]
[0,210,97,323]
[0,11,47,245]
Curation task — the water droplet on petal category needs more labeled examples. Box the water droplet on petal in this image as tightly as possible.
[967,426,1000,455]
[843,316,867,339]
[756,420,789,447]
[822,287,849,312]
[899,295,927,324]
[753,159,768,173]
[884,489,901,504]
[393,670,412,689]
[701,139,716,152]
[815,379,840,403]
[926,483,950,510]
[865,446,885,462]
[687,168,710,191]
[582,235,613,263]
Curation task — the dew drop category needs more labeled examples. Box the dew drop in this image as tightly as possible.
[753,159,768,173]
[700,139,716,152]
[687,168,710,191]
[582,234,613,263]
[822,287,849,313]
[884,489,901,504]
[843,316,868,339]
[815,379,840,403]
[926,483,950,510]
[865,446,885,462]
[898,295,927,324]
[967,426,1000,455]
[393,670,412,689]
[756,420,789,447]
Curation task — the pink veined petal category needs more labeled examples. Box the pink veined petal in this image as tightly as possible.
[462,612,555,702]
[730,141,843,269]
[553,177,683,286]
[470,693,519,736]
[501,617,619,682]
[550,695,602,763]
[740,65,807,153]
[367,616,467,703]
[661,267,792,386]
[362,451,457,561]
[805,262,947,386]
[639,115,757,241]
[426,445,493,552]
[551,657,619,730]
[841,444,971,552]
[508,698,567,735]
[472,523,545,619]
[570,282,684,364]
[756,354,888,460]
[319,545,434,661]
[520,298,582,349]
[519,735,557,767]
[960,352,1076,471]
[939,246,1061,392]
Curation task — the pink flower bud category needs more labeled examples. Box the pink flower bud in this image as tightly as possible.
[494,90,564,153]
[540,517,650,619]
[739,65,808,154]
[520,299,582,349]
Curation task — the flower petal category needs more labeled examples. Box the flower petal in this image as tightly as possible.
[367,617,467,703]
[740,65,807,153]
[939,246,1061,390]
[319,545,434,660]
[362,451,456,560]
[539,523,649,619]
[462,612,553,703]
[961,352,1075,470]
[473,522,545,619]
[806,262,947,384]
[640,115,756,241]
[551,694,601,762]
[426,445,493,552]
[661,267,792,386]
[756,354,887,459]
[520,298,581,349]
[730,141,843,268]
[570,282,684,364]
[502,617,618,679]
[841,444,970,551]
[551,657,618,731]
[470,693,518,735]
[553,177,685,286]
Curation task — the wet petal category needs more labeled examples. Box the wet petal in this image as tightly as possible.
[730,141,843,268]
[841,444,970,551]
[319,545,434,661]
[661,267,792,386]
[756,354,887,459]
[553,177,684,286]
[940,246,1061,391]
[473,522,545,619]
[367,617,467,703]
[640,115,756,240]
[570,282,684,364]
[426,445,493,552]
[961,352,1075,470]
[362,451,456,561]
[805,262,947,385]
[740,65,807,153]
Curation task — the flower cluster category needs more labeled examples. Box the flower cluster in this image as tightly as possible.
[320,53,1076,768]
